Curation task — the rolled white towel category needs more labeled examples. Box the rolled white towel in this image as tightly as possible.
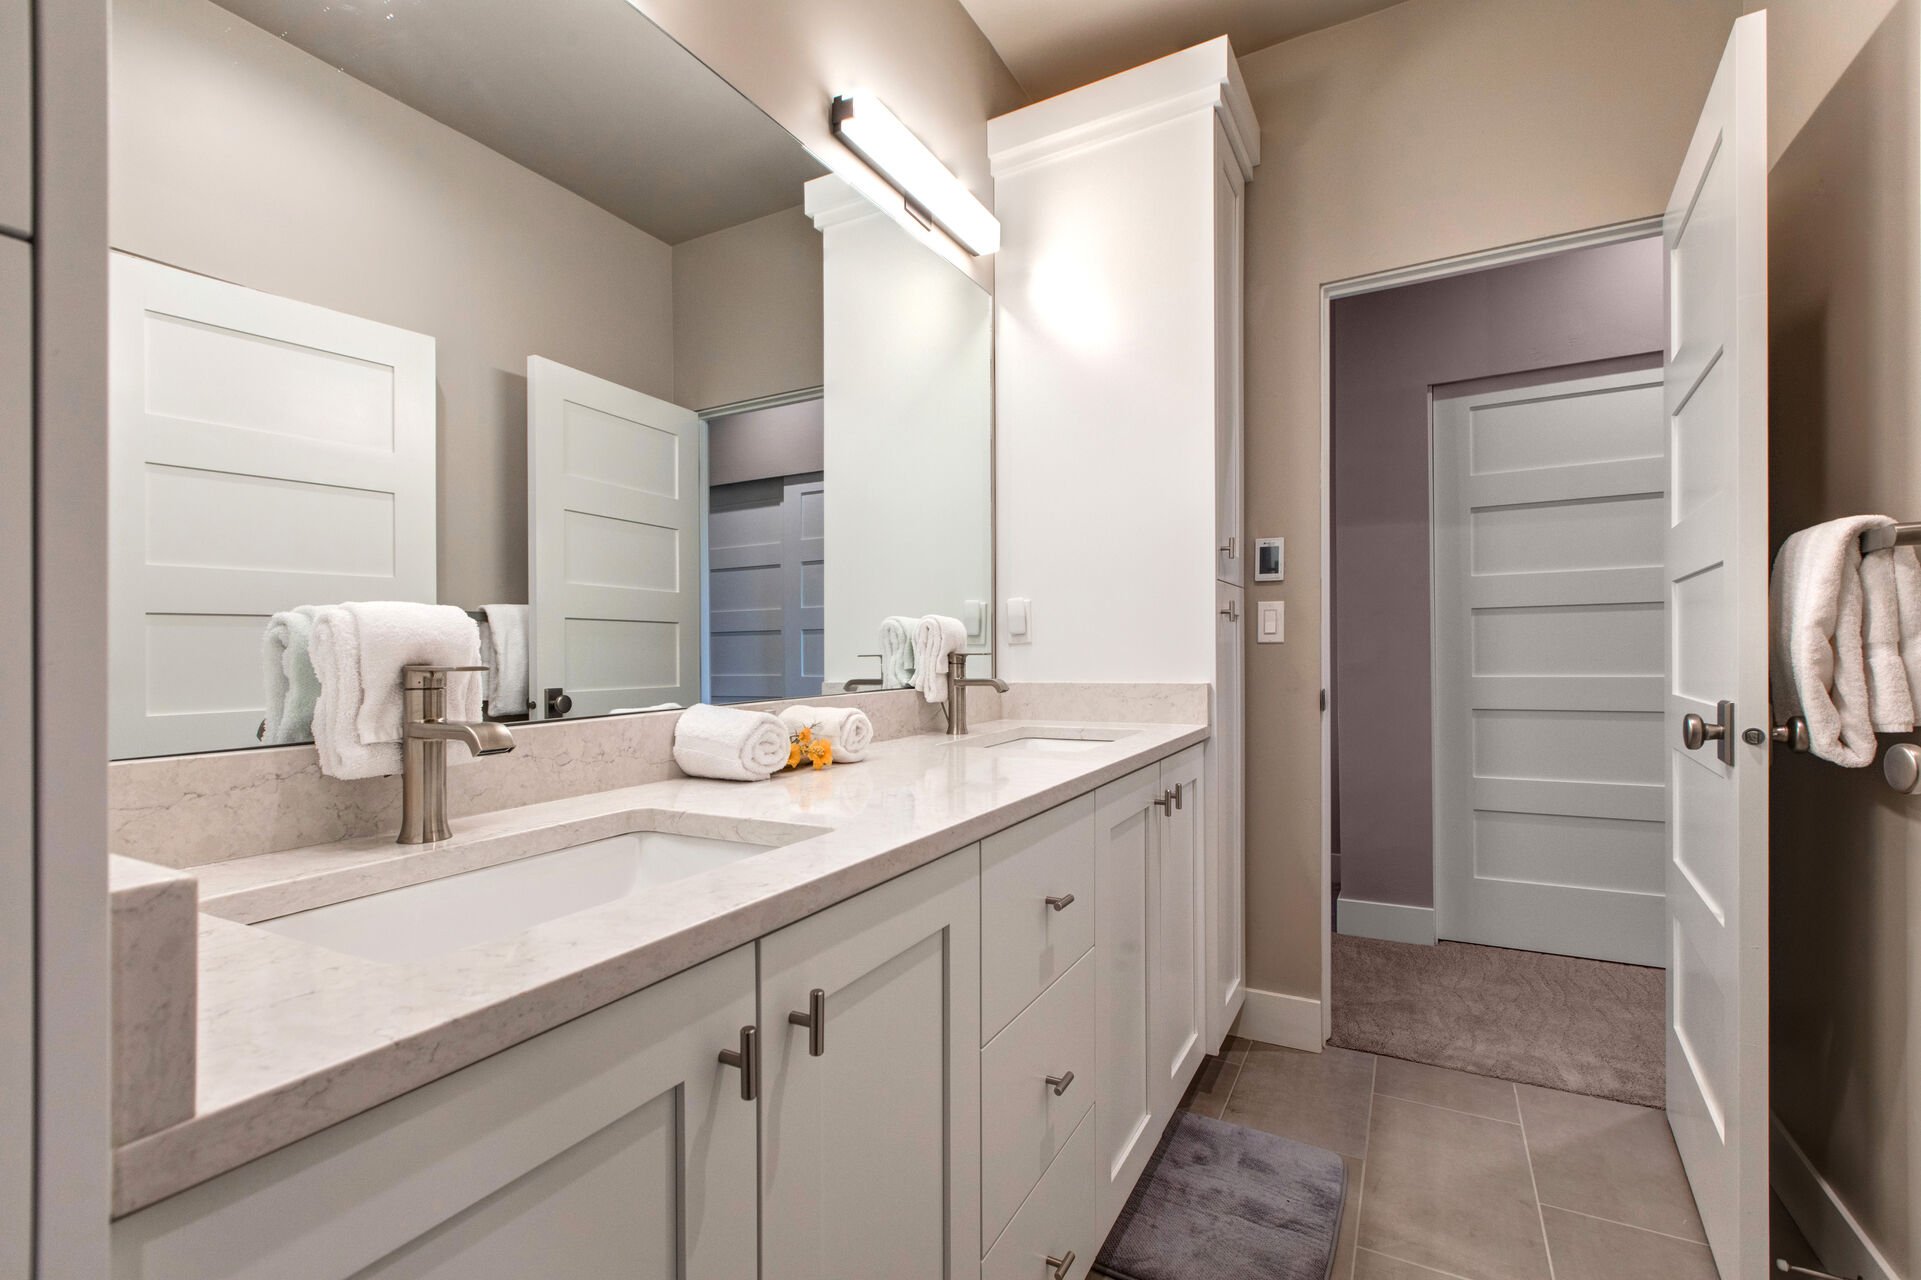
[912,615,967,703]
[1769,516,1887,766]
[672,703,790,782]
[880,616,918,689]
[778,704,875,762]
[262,605,322,745]
[309,602,483,780]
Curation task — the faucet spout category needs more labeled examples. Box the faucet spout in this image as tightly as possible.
[405,719,516,757]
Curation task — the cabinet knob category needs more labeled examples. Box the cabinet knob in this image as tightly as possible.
[1045,893,1076,912]
[1045,1070,1075,1097]
[1152,792,1173,815]
[1219,599,1240,622]
[1220,536,1237,559]
[1046,1251,1077,1279]
[717,1025,758,1101]
[788,988,826,1057]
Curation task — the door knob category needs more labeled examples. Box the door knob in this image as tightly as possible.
[544,687,573,717]
[1680,700,1736,766]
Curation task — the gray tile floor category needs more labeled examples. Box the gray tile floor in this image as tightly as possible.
[1181,1039,1721,1280]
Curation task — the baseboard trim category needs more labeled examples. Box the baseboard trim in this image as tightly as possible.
[1336,897,1437,946]
[1770,1112,1899,1280]
[1234,988,1323,1052]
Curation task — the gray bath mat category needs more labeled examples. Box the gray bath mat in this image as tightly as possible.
[1094,1110,1347,1280]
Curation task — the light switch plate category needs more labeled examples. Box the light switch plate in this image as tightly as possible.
[1006,597,1032,644]
[1257,599,1284,643]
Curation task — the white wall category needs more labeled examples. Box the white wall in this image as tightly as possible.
[672,205,823,413]
[812,181,993,685]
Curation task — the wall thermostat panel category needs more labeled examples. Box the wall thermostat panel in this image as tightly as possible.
[1254,537,1285,582]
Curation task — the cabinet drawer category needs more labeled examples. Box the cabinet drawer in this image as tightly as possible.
[981,950,1094,1251]
[981,793,1095,1041]
[982,1107,1096,1280]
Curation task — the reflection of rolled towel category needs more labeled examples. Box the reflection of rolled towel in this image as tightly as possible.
[778,705,875,762]
[913,615,967,703]
[262,606,322,744]
[880,616,918,689]
[672,703,790,782]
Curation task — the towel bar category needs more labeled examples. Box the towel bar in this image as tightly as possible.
[1857,522,1921,552]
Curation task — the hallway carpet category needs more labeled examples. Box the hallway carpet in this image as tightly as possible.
[1329,934,1665,1108]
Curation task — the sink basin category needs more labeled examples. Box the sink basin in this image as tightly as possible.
[252,830,778,964]
[968,728,1133,754]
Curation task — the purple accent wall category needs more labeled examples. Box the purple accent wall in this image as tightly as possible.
[1330,235,1665,911]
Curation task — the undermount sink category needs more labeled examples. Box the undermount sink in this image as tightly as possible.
[252,829,782,965]
[968,728,1133,754]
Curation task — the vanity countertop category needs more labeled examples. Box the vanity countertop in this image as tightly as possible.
[112,716,1207,1217]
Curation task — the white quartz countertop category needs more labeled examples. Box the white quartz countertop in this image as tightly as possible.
[113,717,1206,1217]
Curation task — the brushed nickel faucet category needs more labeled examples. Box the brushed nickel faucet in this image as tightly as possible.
[399,664,515,844]
[944,652,1008,736]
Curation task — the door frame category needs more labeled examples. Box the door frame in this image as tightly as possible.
[1314,214,1664,1040]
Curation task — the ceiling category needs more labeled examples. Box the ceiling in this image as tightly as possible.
[957,0,1410,100]
[211,0,826,245]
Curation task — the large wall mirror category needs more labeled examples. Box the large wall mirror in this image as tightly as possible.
[106,0,994,760]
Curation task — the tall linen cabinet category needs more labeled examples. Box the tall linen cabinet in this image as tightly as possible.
[991,37,1255,1056]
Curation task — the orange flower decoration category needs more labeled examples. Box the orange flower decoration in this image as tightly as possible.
[809,739,833,770]
[786,741,802,769]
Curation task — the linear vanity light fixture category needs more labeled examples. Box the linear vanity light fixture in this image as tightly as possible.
[830,92,1001,256]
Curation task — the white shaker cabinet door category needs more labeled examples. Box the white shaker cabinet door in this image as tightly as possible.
[112,947,760,1280]
[1092,764,1162,1230]
[1207,583,1246,1051]
[759,848,983,1280]
[1152,744,1207,1118]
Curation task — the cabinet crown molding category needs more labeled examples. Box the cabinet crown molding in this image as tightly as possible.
[987,36,1259,181]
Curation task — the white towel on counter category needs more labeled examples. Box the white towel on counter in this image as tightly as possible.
[309,602,484,780]
[481,603,530,716]
[778,704,875,762]
[261,605,322,745]
[880,616,918,689]
[1770,516,1890,766]
[912,615,967,703]
[672,703,791,781]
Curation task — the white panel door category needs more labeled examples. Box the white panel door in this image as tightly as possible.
[1433,368,1669,965]
[707,475,824,703]
[1093,764,1161,1231]
[112,946,760,1280]
[527,357,699,718]
[1207,582,1246,1051]
[108,254,436,759]
[0,233,30,1280]
[1663,14,1769,1280]
[759,848,981,1280]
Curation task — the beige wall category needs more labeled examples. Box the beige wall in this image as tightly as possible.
[1236,0,1739,1000]
[672,205,824,412]
[111,0,683,608]
[1759,0,1915,1269]
[635,0,1027,290]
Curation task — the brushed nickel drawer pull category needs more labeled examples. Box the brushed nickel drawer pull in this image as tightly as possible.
[1045,893,1076,912]
[1046,1251,1076,1279]
[1045,1070,1075,1097]
[716,1025,758,1101]
[788,988,826,1057]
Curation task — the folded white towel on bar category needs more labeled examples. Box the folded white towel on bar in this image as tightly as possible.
[778,704,876,762]
[880,616,918,689]
[261,605,322,745]
[1859,544,1916,733]
[912,615,968,704]
[309,602,484,780]
[481,603,530,717]
[672,703,791,782]
[1770,516,1891,766]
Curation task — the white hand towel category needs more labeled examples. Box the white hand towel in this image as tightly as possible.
[1859,546,1916,732]
[1889,546,1921,721]
[672,703,791,781]
[309,603,484,780]
[261,606,322,745]
[880,616,918,689]
[1770,516,1888,766]
[778,704,876,762]
[481,604,530,716]
[912,615,967,704]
